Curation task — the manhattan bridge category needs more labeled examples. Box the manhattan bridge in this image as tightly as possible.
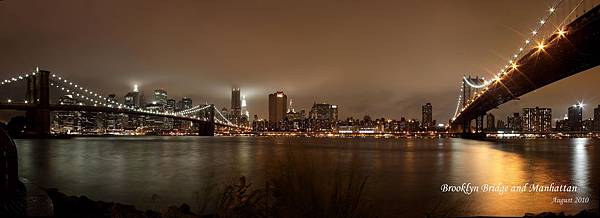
[451,0,600,137]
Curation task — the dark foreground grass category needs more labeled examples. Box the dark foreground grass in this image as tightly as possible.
[198,151,375,218]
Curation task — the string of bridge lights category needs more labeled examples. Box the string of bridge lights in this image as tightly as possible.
[49,76,208,120]
[50,73,240,126]
[452,0,582,121]
[176,104,212,115]
[214,108,235,126]
[1,69,239,127]
[0,71,39,86]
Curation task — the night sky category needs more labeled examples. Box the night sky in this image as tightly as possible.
[1,0,599,123]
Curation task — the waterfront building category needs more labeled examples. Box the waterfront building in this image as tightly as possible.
[308,103,338,132]
[52,95,82,134]
[522,107,552,133]
[507,113,522,131]
[567,103,583,131]
[422,103,433,129]
[555,118,568,132]
[582,119,594,132]
[268,91,287,122]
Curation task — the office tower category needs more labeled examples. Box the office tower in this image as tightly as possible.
[309,103,338,121]
[153,89,168,105]
[422,103,433,129]
[231,88,241,116]
[180,97,193,110]
[507,113,522,131]
[166,99,177,112]
[568,104,583,131]
[308,103,338,131]
[124,84,143,108]
[486,113,495,130]
[53,95,81,133]
[268,91,287,122]
[522,107,552,133]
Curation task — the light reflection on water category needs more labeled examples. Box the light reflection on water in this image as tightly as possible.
[15,137,598,217]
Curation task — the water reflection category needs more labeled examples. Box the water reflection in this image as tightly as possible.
[15,137,597,217]
[572,138,589,191]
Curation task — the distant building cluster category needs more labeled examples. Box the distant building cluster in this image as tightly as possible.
[51,85,209,135]
[252,91,443,134]
[484,103,600,134]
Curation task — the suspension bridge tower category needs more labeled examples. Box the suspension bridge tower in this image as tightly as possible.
[24,70,51,136]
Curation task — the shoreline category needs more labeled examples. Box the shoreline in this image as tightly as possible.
[42,188,598,218]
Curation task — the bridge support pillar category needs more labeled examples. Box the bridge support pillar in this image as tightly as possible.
[462,119,471,134]
[197,104,215,136]
[475,114,484,133]
[24,70,51,137]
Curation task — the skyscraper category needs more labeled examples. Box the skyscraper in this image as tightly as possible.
[422,103,432,129]
[153,89,168,105]
[231,88,241,115]
[567,103,583,131]
[124,84,143,108]
[268,91,287,122]
[507,113,522,131]
[166,99,177,112]
[522,107,552,133]
[180,97,193,110]
[241,95,249,117]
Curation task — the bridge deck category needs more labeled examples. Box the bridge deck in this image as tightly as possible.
[454,4,600,123]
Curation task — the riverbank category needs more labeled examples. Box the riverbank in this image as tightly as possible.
[42,188,598,218]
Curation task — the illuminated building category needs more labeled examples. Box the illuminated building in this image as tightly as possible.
[179,97,193,110]
[268,91,287,122]
[582,119,594,132]
[422,103,433,129]
[284,99,306,131]
[124,84,144,108]
[52,95,81,134]
[153,89,168,105]
[522,107,552,133]
[231,88,241,122]
[308,103,338,131]
[507,113,522,131]
[166,99,176,112]
[105,94,123,131]
[567,103,583,131]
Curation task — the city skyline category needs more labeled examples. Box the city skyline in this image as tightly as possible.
[1,0,600,122]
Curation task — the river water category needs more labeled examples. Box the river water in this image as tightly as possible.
[15,137,599,217]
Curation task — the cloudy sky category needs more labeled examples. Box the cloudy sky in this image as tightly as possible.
[1,0,599,122]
